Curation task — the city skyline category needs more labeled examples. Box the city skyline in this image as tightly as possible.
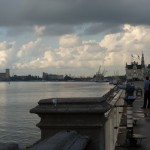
[1,1,150,76]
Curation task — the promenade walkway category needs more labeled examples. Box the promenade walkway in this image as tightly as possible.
[115,81,150,150]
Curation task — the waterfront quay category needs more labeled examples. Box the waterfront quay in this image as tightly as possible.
[1,81,149,150]
[29,81,150,150]
[115,81,150,150]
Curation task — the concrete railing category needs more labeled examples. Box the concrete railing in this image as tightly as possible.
[104,90,124,150]
[30,87,124,150]
[28,131,90,150]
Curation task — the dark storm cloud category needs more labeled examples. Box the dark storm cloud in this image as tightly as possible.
[6,26,32,37]
[1,0,150,36]
[43,25,74,36]
[82,23,124,35]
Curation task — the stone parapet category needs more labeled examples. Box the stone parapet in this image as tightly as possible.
[28,131,89,150]
[0,142,21,150]
[30,97,112,150]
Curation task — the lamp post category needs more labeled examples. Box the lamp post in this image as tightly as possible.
[125,98,135,140]
[123,83,137,146]
[124,86,143,146]
[116,83,145,147]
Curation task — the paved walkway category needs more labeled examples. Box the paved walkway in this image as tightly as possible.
[115,81,150,150]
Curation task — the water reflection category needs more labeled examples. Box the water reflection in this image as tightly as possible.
[0,81,114,148]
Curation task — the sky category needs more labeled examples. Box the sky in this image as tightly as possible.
[1,0,150,77]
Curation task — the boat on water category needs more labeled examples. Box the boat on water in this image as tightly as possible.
[93,66,108,82]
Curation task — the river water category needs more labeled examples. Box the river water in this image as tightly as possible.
[0,81,114,148]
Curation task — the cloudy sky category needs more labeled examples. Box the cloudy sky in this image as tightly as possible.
[0,0,150,77]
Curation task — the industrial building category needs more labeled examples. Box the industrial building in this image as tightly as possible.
[42,72,64,81]
[0,69,10,81]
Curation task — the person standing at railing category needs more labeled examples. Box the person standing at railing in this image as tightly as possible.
[141,76,150,109]
[117,81,137,101]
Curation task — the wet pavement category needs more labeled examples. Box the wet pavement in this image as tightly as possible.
[115,81,150,150]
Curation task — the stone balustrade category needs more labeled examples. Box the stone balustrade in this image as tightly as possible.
[28,131,90,150]
[30,97,112,150]
[30,86,124,150]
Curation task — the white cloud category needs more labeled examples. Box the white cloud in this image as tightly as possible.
[13,34,106,72]
[0,51,7,66]
[0,41,13,51]
[34,25,46,36]
[10,24,150,76]
[59,34,82,48]
[0,41,14,67]
[17,38,42,58]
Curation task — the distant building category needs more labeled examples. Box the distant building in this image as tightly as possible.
[145,64,150,77]
[0,69,10,81]
[43,72,64,81]
[126,53,145,81]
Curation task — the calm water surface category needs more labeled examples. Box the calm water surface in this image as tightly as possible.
[0,81,114,148]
